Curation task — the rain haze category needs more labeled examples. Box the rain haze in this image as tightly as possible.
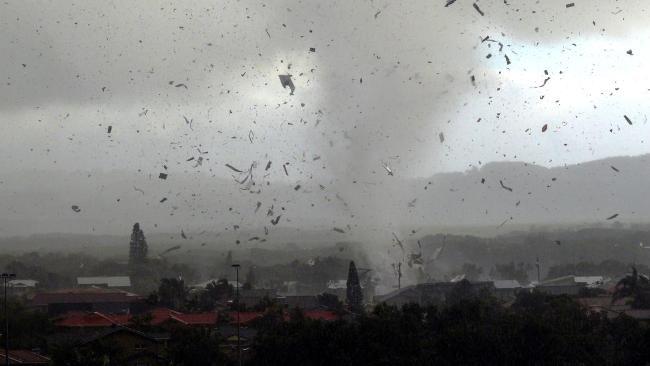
[4,1,650,364]
[2,0,649,236]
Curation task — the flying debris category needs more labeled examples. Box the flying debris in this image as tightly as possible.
[542,124,548,132]
[271,215,281,225]
[444,0,457,7]
[499,180,513,192]
[407,251,423,268]
[429,243,446,261]
[611,166,620,172]
[505,54,511,65]
[175,83,188,89]
[71,205,81,213]
[554,240,562,246]
[333,227,346,233]
[439,132,445,143]
[283,164,289,176]
[255,202,262,213]
[160,245,181,256]
[472,3,484,16]
[181,230,187,239]
[392,232,404,252]
[382,162,394,176]
[225,164,243,173]
[309,47,316,52]
[534,77,551,88]
[160,197,167,203]
[566,2,575,7]
[627,49,634,55]
[278,75,295,95]
[265,161,272,171]
[624,115,633,125]
[294,184,301,191]
[183,115,193,130]
[159,173,168,180]
[107,126,112,134]
[606,214,619,220]
[226,162,256,185]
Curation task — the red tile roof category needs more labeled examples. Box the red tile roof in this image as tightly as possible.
[171,313,218,325]
[55,311,126,327]
[227,312,263,325]
[304,310,339,321]
[0,350,50,364]
[55,308,218,328]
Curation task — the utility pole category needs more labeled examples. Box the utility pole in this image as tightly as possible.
[536,257,541,283]
[1,273,16,366]
[232,264,241,366]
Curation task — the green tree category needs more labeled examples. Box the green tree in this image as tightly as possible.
[206,279,233,302]
[0,299,53,349]
[153,278,188,310]
[168,327,226,366]
[128,222,148,265]
[613,267,650,308]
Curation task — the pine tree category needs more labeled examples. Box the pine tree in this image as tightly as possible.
[346,261,364,313]
[129,223,148,264]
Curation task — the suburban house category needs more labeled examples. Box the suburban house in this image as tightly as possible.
[493,280,524,300]
[535,275,605,295]
[374,281,496,307]
[8,279,39,296]
[324,279,348,299]
[55,308,218,328]
[48,326,169,366]
[31,287,145,315]
[77,276,132,289]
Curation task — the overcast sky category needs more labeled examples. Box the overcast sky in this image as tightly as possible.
[1,0,649,237]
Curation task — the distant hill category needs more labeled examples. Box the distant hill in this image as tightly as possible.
[0,154,649,239]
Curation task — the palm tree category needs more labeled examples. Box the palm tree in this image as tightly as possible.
[612,267,650,308]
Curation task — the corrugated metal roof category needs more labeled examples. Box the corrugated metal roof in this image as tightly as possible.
[8,279,38,288]
[77,276,131,287]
